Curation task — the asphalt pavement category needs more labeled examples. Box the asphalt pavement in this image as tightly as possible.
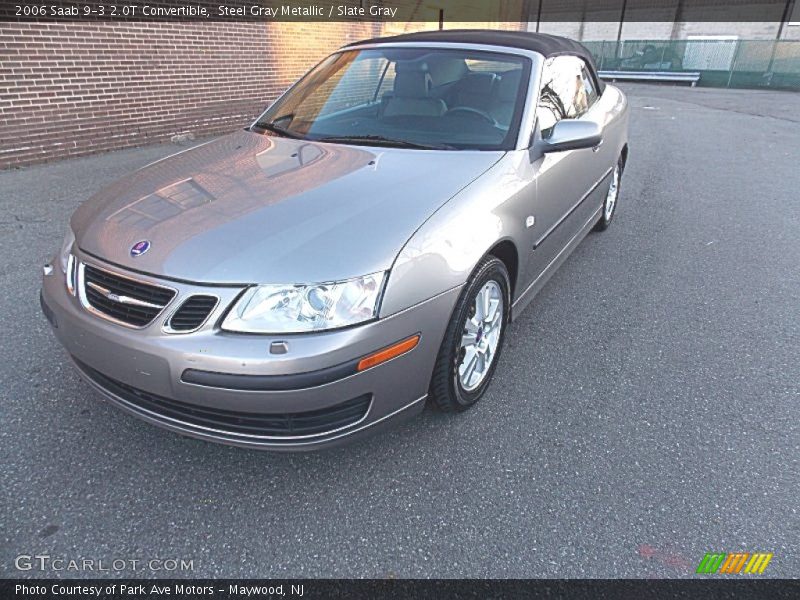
[1,83,798,578]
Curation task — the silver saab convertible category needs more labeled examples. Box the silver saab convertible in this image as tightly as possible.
[41,30,629,450]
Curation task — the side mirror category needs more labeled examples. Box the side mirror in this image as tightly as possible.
[541,120,602,153]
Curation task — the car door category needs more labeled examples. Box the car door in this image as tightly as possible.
[523,55,608,284]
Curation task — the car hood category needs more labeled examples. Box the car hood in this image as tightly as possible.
[72,130,503,284]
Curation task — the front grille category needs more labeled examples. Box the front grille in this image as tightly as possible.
[167,295,218,331]
[82,264,175,327]
[77,360,372,439]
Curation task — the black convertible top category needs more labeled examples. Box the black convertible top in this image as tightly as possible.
[346,29,602,89]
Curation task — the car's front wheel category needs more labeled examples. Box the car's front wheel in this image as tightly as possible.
[429,256,510,412]
[594,156,623,231]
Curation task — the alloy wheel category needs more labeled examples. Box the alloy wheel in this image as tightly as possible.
[604,164,620,221]
[458,280,504,391]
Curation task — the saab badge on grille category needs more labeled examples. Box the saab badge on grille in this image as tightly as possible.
[130,240,150,257]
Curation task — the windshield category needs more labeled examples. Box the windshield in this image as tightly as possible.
[253,48,530,151]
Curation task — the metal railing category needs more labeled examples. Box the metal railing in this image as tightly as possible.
[582,39,800,90]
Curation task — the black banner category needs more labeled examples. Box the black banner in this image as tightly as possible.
[2,579,800,600]
[1,0,798,22]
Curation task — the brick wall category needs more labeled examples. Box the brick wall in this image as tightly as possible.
[2,22,260,167]
[0,19,524,169]
[0,21,388,168]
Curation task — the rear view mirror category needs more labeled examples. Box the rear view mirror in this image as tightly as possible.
[541,120,602,153]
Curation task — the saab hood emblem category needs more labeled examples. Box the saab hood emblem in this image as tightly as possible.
[130,240,150,257]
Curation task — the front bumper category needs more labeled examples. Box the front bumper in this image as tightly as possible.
[41,252,460,450]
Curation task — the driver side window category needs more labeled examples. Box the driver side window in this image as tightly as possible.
[537,56,596,138]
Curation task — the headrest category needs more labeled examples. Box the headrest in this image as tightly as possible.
[426,56,468,86]
[393,71,431,98]
[395,60,430,73]
[496,69,522,101]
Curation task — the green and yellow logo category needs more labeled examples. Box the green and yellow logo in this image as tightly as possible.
[696,552,773,574]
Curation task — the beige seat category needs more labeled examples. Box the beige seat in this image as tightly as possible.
[489,69,523,127]
[450,72,497,113]
[382,70,447,118]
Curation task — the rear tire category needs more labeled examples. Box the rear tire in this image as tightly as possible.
[594,156,623,231]
[429,256,510,412]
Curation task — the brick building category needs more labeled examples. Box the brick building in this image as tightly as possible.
[0,21,393,168]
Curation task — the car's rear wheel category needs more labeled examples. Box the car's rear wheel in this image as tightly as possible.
[594,156,623,231]
[429,256,510,412]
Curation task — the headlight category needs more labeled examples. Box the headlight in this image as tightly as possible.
[59,229,75,274]
[221,272,386,334]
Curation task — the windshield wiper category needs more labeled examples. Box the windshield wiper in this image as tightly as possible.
[313,135,455,150]
[251,120,305,139]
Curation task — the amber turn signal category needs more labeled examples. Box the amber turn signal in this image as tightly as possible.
[357,335,420,372]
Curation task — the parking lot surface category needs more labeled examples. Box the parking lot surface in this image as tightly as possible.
[1,84,798,578]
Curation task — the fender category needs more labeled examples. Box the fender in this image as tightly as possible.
[380,152,530,317]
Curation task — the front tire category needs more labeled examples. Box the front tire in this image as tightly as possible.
[429,256,510,412]
[594,156,623,231]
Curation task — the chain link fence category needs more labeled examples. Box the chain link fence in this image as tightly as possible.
[582,39,800,90]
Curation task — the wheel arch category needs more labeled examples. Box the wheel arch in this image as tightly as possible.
[486,239,519,302]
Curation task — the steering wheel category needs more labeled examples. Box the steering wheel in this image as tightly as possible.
[446,106,497,125]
